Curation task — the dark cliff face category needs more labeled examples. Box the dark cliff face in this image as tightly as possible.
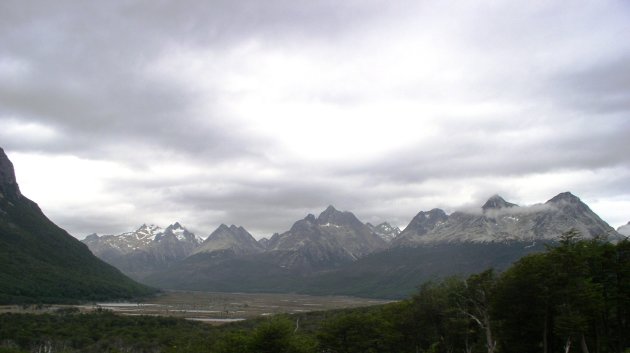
[0,147,22,198]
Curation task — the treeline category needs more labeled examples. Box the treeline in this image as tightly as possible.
[1,232,628,353]
[384,232,630,353]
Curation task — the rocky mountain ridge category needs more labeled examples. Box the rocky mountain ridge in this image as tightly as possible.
[83,222,202,280]
[193,224,263,255]
[82,192,624,292]
[264,206,388,270]
[394,193,621,246]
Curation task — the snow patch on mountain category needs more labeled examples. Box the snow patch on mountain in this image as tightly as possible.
[367,222,401,242]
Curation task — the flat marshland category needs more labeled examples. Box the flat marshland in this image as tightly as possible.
[0,290,391,324]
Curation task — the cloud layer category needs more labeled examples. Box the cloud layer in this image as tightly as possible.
[2,0,629,237]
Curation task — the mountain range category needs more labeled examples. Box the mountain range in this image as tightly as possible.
[83,222,202,280]
[3,142,625,302]
[83,192,625,298]
[0,148,154,304]
[394,193,619,245]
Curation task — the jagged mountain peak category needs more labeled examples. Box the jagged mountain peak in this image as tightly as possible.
[547,191,581,204]
[0,147,21,198]
[393,208,449,245]
[616,222,630,237]
[171,222,183,229]
[421,208,448,218]
[84,233,99,241]
[210,224,247,235]
[323,204,338,212]
[545,192,592,215]
[317,205,362,227]
[318,205,342,219]
[131,224,163,240]
[194,224,262,255]
[138,223,161,230]
[368,221,395,231]
[367,222,402,242]
[267,207,387,271]
[482,195,518,211]
[160,222,198,243]
[207,224,246,238]
[406,208,449,226]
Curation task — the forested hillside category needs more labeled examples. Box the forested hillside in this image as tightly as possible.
[0,148,155,304]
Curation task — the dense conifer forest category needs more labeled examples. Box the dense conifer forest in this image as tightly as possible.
[1,232,628,353]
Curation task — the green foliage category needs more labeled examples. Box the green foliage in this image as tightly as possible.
[249,317,316,353]
[493,231,630,352]
[317,311,397,353]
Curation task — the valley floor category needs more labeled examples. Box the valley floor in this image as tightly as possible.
[0,290,391,324]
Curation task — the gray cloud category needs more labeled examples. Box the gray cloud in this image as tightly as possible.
[2,0,630,237]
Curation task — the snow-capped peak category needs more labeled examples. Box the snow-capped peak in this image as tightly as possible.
[160,222,200,244]
[135,224,163,241]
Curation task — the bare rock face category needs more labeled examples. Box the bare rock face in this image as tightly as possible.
[193,224,263,255]
[394,192,622,246]
[0,147,21,198]
[394,209,449,246]
[267,206,387,271]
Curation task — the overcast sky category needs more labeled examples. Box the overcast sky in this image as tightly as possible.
[1,0,629,239]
